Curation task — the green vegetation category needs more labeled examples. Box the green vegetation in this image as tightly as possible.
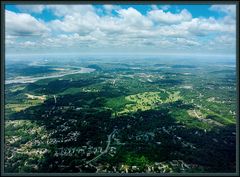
[4,59,236,173]
[106,96,134,114]
[124,153,151,170]
[113,91,181,115]
[5,120,49,173]
[6,99,43,113]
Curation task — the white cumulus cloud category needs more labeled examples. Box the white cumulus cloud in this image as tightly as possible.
[5,10,50,36]
[210,5,236,17]
[148,9,192,24]
[16,5,45,13]
[5,4,236,55]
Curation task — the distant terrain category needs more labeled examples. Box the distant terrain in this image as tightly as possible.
[4,55,236,173]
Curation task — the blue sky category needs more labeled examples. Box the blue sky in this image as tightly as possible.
[5,4,236,56]
[5,4,225,20]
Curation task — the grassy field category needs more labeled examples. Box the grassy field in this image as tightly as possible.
[172,109,213,130]
[10,86,26,92]
[106,90,182,116]
[5,93,46,113]
[6,100,42,112]
[106,96,135,115]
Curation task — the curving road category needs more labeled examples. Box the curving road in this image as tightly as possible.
[86,129,117,164]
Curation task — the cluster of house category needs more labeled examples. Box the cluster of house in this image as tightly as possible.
[131,132,155,142]
[94,160,191,173]
[17,148,48,156]
[53,146,103,157]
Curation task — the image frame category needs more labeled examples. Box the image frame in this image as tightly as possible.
[0,0,239,176]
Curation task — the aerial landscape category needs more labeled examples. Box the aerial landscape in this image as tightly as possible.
[4,4,237,173]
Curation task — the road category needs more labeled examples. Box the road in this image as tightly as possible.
[86,129,117,164]
[53,95,57,104]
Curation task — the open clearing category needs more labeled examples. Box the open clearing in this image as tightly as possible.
[114,90,182,115]
[25,94,47,101]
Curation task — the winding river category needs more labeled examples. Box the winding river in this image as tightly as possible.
[5,67,95,85]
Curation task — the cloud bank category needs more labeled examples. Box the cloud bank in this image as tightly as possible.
[5,4,236,56]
